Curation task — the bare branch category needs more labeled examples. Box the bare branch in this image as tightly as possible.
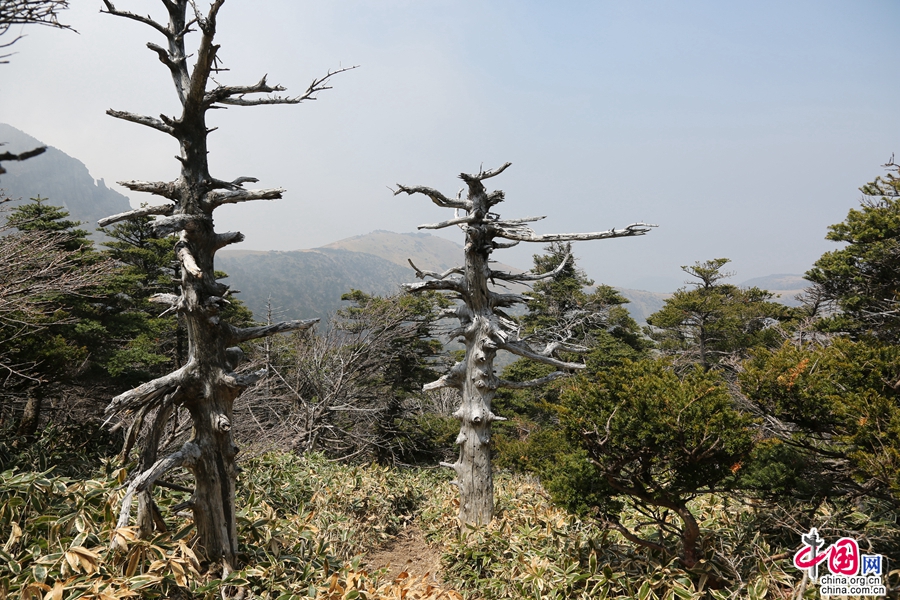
[403,278,465,294]
[407,258,464,281]
[418,214,474,230]
[210,65,358,107]
[114,441,201,535]
[423,361,466,391]
[0,146,45,174]
[98,203,174,228]
[175,242,201,278]
[118,179,180,201]
[489,291,530,307]
[228,319,318,344]
[0,1,72,62]
[105,363,193,416]
[148,293,179,306]
[294,64,358,100]
[496,222,657,243]
[106,109,175,136]
[498,340,585,371]
[460,162,512,184]
[150,214,203,237]
[491,249,571,282]
[213,231,244,250]
[101,0,169,37]
[493,215,546,225]
[226,367,267,388]
[145,41,184,81]
[498,371,570,389]
[393,184,471,210]
[205,176,261,192]
[205,187,284,210]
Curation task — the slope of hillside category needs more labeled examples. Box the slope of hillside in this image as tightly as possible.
[740,274,808,307]
[222,232,670,324]
[217,248,413,322]
[322,230,464,272]
[219,231,807,324]
[220,231,532,322]
[324,230,525,277]
[0,124,132,237]
[614,288,671,324]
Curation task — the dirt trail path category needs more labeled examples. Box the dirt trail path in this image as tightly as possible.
[362,525,444,584]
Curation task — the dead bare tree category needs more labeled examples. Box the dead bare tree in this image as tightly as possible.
[234,290,448,463]
[97,0,351,572]
[395,163,654,525]
[0,0,71,62]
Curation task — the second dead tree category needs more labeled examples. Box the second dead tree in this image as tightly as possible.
[395,162,654,525]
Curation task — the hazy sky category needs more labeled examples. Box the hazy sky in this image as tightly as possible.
[1,1,898,290]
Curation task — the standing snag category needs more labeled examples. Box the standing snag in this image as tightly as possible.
[0,0,72,62]
[98,0,351,572]
[395,163,654,525]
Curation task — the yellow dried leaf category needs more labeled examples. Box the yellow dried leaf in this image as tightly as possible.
[124,548,142,577]
[21,583,49,600]
[64,551,80,573]
[170,560,187,587]
[148,559,167,572]
[3,522,22,553]
[45,580,64,600]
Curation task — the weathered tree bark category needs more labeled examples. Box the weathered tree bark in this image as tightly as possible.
[396,164,653,525]
[99,0,349,571]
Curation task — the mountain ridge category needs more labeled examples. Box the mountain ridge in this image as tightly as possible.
[0,123,132,239]
[0,124,808,323]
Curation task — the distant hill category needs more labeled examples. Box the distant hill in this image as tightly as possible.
[217,247,414,323]
[220,232,532,322]
[0,123,132,239]
[324,229,525,278]
[221,231,808,324]
[613,288,670,324]
[322,230,463,272]
[740,274,808,307]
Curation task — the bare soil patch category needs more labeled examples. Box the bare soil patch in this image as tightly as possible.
[362,524,444,584]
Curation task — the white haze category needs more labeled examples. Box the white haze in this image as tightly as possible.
[1,0,898,291]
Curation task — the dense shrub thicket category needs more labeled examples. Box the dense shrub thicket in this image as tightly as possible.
[3,453,896,599]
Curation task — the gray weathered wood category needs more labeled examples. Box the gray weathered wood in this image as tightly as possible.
[99,0,349,572]
[396,163,654,526]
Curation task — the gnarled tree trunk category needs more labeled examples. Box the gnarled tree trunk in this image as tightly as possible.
[99,0,350,570]
[396,164,653,525]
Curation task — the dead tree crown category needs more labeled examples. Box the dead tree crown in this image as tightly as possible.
[98,0,351,571]
[395,162,654,525]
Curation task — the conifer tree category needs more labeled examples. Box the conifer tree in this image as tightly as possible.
[805,157,900,342]
[493,243,649,475]
[1,198,110,438]
[647,258,793,370]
